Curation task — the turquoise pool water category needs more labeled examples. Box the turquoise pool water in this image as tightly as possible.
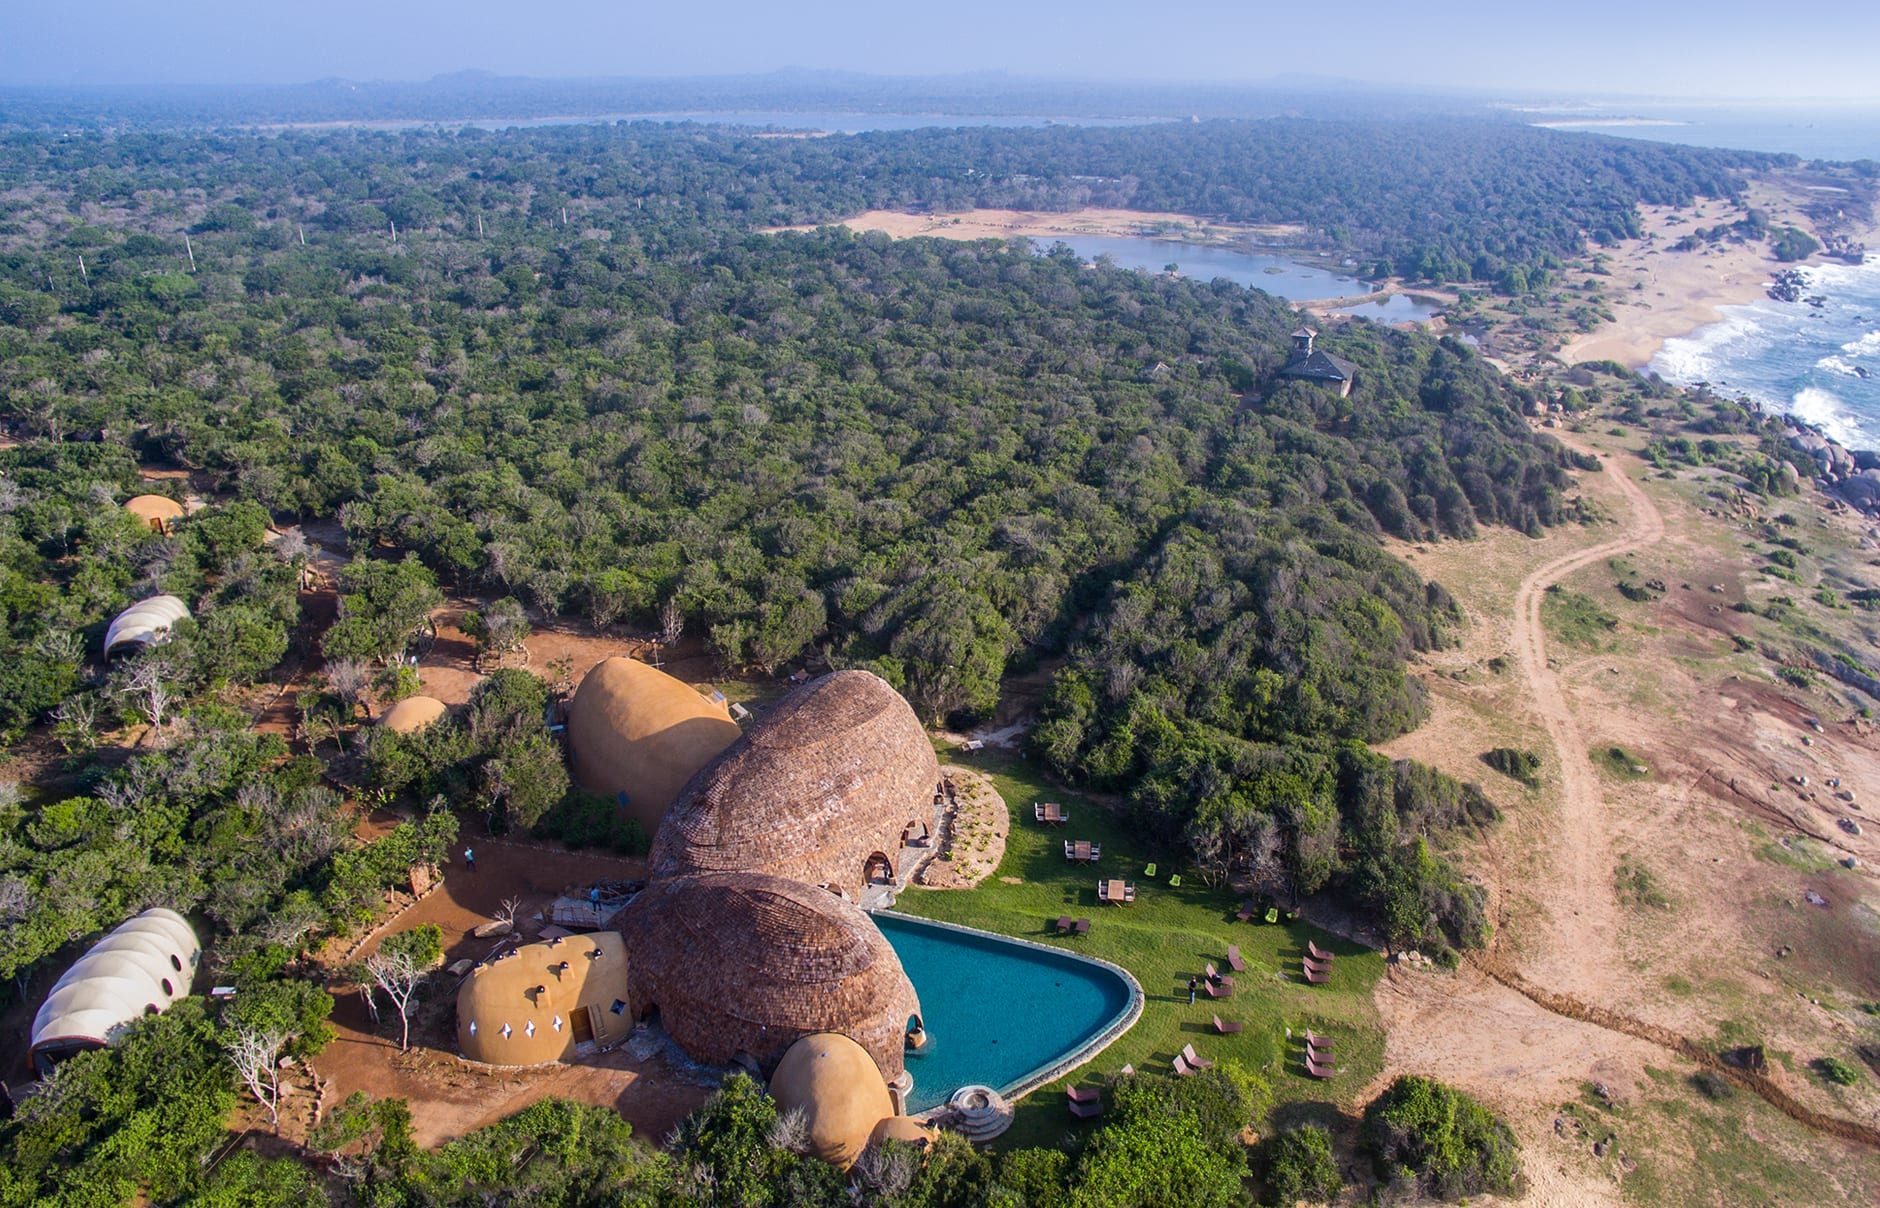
[875,913,1136,1112]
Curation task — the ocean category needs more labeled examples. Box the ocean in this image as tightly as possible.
[1652,255,1880,449]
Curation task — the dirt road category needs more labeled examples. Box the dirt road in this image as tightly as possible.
[1509,441,1665,981]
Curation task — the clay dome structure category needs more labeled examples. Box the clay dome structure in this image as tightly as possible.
[769,1032,895,1169]
[650,670,940,899]
[30,908,199,1077]
[103,595,190,657]
[456,932,630,1066]
[618,871,920,1086]
[124,494,185,534]
[565,657,742,835]
[868,1115,937,1154]
[379,695,448,734]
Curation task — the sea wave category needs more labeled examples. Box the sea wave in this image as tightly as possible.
[1652,306,1770,384]
[1819,355,1861,377]
[1842,329,1880,358]
[1790,386,1868,447]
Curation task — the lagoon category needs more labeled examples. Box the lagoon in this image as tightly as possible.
[1029,234,1383,304]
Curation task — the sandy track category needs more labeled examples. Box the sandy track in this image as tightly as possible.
[1510,443,1665,981]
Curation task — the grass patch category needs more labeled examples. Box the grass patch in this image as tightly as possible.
[898,749,1385,1150]
[1750,831,1837,873]
[1616,855,1672,910]
[1543,585,1621,650]
[1592,745,1650,780]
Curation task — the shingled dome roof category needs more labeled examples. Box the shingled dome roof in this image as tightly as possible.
[104,595,190,656]
[30,908,199,1076]
[650,670,940,899]
[566,657,742,835]
[770,1032,895,1169]
[619,871,920,1082]
[124,494,185,530]
[379,695,448,734]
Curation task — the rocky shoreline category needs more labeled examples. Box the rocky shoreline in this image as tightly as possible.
[1782,421,1880,514]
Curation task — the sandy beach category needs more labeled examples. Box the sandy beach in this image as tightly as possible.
[1557,180,1868,370]
[775,206,1303,246]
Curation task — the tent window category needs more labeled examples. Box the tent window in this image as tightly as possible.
[145,1004,159,1015]
[161,978,173,996]
[171,954,182,971]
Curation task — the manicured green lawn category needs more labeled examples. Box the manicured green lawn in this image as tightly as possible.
[898,748,1385,1148]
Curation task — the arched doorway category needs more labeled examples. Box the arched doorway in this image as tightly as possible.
[864,851,895,885]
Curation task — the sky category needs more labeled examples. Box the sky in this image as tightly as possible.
[3,0,1879,101]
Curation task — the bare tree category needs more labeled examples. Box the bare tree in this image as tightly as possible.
[113,650,181,744]
[224,1023,290,1127]
[363,925,442,1051]
[659,597,684,648]
[272,527,310,563]
[50,692,99,754]
[325,658,371,721]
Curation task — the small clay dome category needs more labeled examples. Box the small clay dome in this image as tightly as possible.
[619,871,920,1083]
[379,695,448,734]
[868,1115,937,1152]
[769,1032,895,1169]
[565,658,741,835]
[651,670,940,898]
[124,495,185,532]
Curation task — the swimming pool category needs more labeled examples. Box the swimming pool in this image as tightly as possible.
[874,912,1141,1113]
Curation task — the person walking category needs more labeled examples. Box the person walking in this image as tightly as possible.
[463,846,476,873]
[1187,975,1198,1005]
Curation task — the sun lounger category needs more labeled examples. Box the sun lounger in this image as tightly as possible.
[1068,1097,1103,1118]
[1302,962,1329,986]
[1118,1063,1134,1076]
[1305,1029,1335,1052]
[1204,962,1222,983]
[1212,1014,1243,1035]
[1180,1044,1213,1071]
[1066,1084,1102,1104]
[1236,901,1254,922]
[1307,940,1335,962]
[1227,945,1245,972]
[1205,977,1233,998]
[1305,1052,1337,1079]
[1303,955,1332,975]
[1171,1054,1196,1077]
[1054,916,1073,934]
[1073,918,1090,936]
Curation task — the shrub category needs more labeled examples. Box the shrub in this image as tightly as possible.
[532,791,651,855]
[1482,747,1541,787]
[1362,1075,1523,1201]
[1817,1056,1861,1086]
[1262,1125,1343,1205]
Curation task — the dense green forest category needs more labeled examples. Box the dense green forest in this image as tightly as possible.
[0,114,1719,1202]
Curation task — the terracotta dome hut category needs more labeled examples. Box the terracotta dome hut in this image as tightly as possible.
[619,871,921,1087]
[650,671,940,899]
[103,595,190,657]
[868,1115,937,1155]
[30,908,199,1077]
[379,695,448,734]
[565,657,742,835]
[769,1032,895,1169]
[124,494,185,534]
[455,931,630,1065]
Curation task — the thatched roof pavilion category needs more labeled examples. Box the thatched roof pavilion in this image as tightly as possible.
[618,871,920,1083]
[566,657,743,835]
[769,1032,895,1169]
[650,670,939,899]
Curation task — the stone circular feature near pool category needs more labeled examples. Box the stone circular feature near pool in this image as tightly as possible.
[874,913,1142,1114]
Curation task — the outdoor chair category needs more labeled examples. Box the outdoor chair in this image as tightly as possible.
[1304,1029,1335,1053]
[1236,901,1254,922]
[1068,1096,1103,1119]
[1123,883,1136,903]
[1305,1052,1337,1079]
[1171,1054,1197,1077]
[1143,862,1157,878]
[1307,940,1335,962]
[1088,844,1101,862]
[1180,1044,1213,1071]
[1302,961,1329,986]
[1213,1014,1243,1035]
[1205,977,1233,999]
[1054,916,1073,934]
[1073,918,1091,936]
[1204,962,1225,984]
[1168,874,1181,888]
[1227,945,1245,972]
[1303,955,1332,975]
[1066,1084,1102,1104]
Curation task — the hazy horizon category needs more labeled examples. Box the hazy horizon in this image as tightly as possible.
[5,0,1879,102]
